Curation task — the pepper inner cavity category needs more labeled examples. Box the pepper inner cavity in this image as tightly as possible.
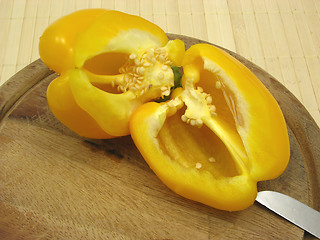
[195,68,249,173]
[83,52,129,75]
[157,106,240,178]
[174,59,249,174]
[83,48,175,98]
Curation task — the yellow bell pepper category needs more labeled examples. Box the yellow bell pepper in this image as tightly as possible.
[41,9,290,211]
[39,9,185,138]
[130,43,290,211]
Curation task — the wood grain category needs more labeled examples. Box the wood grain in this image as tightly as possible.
[0,35,319,239]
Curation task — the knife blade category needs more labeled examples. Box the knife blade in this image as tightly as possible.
[256,191,320,239]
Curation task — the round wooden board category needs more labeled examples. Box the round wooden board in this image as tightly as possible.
[0,35,319,240]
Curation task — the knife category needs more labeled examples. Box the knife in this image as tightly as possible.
[256,191,320,239]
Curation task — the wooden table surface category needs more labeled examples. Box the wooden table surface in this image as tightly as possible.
[0,0,319,128]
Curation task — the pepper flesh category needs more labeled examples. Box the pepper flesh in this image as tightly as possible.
[40,9,185,138]
[47,71,112,139]
[130,43,290,211]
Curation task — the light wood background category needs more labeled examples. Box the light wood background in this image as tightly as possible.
[0,0,319,127]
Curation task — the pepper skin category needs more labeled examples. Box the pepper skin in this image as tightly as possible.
[40,9,185,138]
[46,71,112,139]
[39,8,108,74]
[130,43,290,211]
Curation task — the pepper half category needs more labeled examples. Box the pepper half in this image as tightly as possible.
[130,43,290,211]
[40,9,185,138]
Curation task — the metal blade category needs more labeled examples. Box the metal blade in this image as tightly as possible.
[256,191,320,239]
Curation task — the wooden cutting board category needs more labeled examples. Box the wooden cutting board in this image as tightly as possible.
[0,35,319,240]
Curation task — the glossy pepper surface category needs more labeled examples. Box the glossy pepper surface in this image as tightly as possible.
[130,43,290,211]
[40,9,290,212]
[39,9,185,138]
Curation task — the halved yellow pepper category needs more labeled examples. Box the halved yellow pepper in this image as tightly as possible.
[40,9,185,138]
[41,10,289,211]
[130,43,290,211]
